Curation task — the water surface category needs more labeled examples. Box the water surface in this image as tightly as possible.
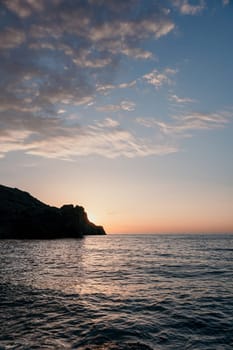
[0,234,232,349]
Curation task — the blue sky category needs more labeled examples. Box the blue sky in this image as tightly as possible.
[0,0,232,233]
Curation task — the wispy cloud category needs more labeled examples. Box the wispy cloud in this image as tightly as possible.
[0,28,26,49]
[96,100,136,113]
[143,68,177,88]
[97,67,177,95]
[172,0,206,15]
[2,0,47,18]
[96,80,137,95]
[169,94,196,104]
[137,110,231,137]
[0,130,33,157]
[1,106,231,159]
[0,114,177,159]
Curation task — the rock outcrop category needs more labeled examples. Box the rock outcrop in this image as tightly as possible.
[0,185,106,239]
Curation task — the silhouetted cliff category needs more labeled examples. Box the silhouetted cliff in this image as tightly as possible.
[0,185,106,239]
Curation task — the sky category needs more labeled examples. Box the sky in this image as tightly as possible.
[0,0,233,234]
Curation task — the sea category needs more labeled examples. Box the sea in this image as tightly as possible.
[0,234,232,350]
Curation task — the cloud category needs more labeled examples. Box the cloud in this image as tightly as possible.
[1,106,231,160]
[96,100,136,113]
[0,28,26,49]
[1,1,230,161]
[172,0,206,15]
[73,55,113,69]
[171,112,229,132]
[0,114,177,159]
[96,118,120,128]
[24,3,173,68]
[2,0,48,18]
[0,130,33,157]
[137,110,231,137]
[143,68,177,88]
[169,94,196,104]
[96,80,137,94]
[87,17,174,42]
[0,1,175,146]
[118,47,153,60]
[120,101,136,112]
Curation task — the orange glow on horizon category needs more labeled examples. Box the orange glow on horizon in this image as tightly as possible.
[23,183,233,236]
[105,222,233,234]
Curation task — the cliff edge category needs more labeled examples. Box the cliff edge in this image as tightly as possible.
[0,185,106,239]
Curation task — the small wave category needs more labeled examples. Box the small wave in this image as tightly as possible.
[211,248,233,251]
[78,342,153,350]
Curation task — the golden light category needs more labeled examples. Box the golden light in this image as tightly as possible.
[87,213,97,224]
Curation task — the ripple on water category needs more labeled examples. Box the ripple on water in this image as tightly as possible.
[0,235,233,350]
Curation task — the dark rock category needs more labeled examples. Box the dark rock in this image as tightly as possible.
[0,184,106,239]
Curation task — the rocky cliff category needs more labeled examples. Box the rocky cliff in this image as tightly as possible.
[0,185,106,239]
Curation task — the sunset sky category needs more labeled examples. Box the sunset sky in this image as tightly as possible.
[0,0,233,233]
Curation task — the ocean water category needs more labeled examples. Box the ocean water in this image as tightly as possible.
[0,234,232,350]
